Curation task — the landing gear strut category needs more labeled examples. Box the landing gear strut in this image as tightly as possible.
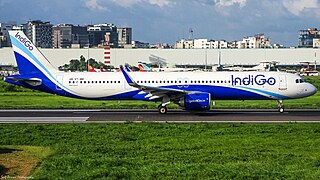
[277,100,284,113]
[158,105,167,114]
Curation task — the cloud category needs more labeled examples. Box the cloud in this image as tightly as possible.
[111,0,141,7]
[85,0,107,10]
[148,0,173,7]
[215,0,247,8]
[111,0,173,8]
[282,0,320,16]
[195,0,247,8]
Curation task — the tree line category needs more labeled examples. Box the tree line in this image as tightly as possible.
[59,55,114,72]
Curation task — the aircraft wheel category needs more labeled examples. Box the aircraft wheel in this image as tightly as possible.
[277,100,284,113]
[279,108,284,113]
[158,106,167,114]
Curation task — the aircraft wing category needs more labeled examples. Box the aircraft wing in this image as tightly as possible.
[4,76,42,86]
[121,65,193,101]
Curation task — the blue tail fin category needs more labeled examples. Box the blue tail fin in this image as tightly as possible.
[8,31,57,75]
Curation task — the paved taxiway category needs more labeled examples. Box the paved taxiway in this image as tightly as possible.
[0,109,320,123]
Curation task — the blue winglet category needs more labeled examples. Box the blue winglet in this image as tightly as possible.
[120,65,135,86]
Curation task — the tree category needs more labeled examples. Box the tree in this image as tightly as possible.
[69,59,80,71]
[79,55,87,71]
[87,58,98,68]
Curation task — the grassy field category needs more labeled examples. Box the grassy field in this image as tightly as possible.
[1,123,320,179]
[0,76,320,109]
[0,145,52,178]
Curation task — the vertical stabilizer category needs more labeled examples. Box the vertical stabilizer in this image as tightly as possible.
[8,31,57,75]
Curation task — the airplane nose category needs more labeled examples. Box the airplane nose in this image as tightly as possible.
[310,84,318,96]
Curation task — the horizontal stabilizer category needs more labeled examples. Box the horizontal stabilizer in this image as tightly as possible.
[5,77,42,86]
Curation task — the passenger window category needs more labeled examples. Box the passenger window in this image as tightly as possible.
[118,81,120,83]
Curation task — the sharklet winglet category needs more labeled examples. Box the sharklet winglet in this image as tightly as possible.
[120,65,138,87]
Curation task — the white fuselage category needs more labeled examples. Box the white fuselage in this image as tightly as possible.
[55,71,316,100]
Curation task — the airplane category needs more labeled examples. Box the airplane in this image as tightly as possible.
[138,62,151,72]
[4,31,318,114]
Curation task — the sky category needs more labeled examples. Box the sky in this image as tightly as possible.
[0,0,319,46]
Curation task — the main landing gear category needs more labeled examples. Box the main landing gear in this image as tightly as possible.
[158,96,170,114]
[158,105,168,114]
[277,100,284,113]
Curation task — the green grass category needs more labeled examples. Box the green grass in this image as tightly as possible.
[0,164,4,176]
[0,145,52,178]
[1,123,320,179]
[0,76,319,109]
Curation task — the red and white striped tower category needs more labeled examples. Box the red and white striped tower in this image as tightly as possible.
[104,46,111,64]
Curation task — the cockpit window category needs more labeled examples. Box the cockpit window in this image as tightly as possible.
[296,78,306,83]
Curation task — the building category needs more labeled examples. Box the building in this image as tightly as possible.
[194,39,214,49]
[132,41,149,48]
[176,39,228,49]
[26,20,53,48]
[150,43,170,49]
[237,34,271,49]
[12,25,26,33]
[0,22,14,47]
[299,28,320,48]
[174,39,194,49]
[255,34,271,48]
[313,39,320,48]
[53,24,88,48]
[87,24,118,48]
[117,27,132,48]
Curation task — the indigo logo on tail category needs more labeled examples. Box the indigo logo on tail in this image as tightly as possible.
[15,32,33,51]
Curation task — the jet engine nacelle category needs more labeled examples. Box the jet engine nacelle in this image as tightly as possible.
[179,92,211,111]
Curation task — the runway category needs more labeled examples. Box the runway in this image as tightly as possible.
[0,109,320,123]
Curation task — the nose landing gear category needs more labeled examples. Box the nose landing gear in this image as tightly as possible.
[277,100,284,113]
